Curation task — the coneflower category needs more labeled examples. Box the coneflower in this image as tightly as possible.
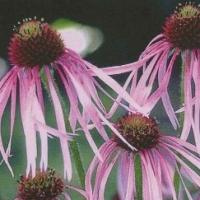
[0,17,144,180]
[16,169,65,200]
[69,113,200,200]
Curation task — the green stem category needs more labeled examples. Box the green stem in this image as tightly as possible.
[174,57,184,195]
[40,68,85,187]
[135,154,142,200]
[178,57,185,135]
[70,140,85,187]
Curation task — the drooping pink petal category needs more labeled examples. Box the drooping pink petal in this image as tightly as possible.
[5,73,17,158]
[57,67,103,159]
[123,153,135,200]
[45,66,72,180]
[192,51,200,151]
[31,86,48,171]
[93,141,118,199]
[157,51,179,129]
[107,70,135,118]
[98,153,119,200]
[143,49,179,113]
[0,68,17,176]
[18,72,37,177]
[156,149,177,200]
[118,152,135,200]
[142,151,163,200]
[175,164,193,200]
[86,63,147,114]
[32,66,45,112]
[62,63,108,141]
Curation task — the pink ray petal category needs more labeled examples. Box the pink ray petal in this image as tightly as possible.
[19,76,37,177]
[45,66,72,180]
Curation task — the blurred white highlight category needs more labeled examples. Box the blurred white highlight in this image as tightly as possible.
[58,25,103,57]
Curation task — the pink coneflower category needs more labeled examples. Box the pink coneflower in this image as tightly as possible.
[1,18,144,179]
[69,113,200,200]
[96,2,200,149]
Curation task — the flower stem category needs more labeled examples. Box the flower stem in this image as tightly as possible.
[70,140,85,187]
[135,154,142,200]
[174,56,184,195]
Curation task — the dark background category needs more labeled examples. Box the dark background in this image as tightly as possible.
[0,0,191,66]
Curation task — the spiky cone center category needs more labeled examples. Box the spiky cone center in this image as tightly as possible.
[163,2,200,50]
[114,114,160,151]
[17,169,64,200]
[8,19,65,68]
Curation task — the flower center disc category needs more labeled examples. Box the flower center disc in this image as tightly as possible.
[163,2,200,50]
[115,114,160,151]
[8,18,65,68]
[17,169,64,200]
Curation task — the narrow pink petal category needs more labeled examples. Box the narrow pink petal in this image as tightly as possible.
[192,52,200,151]
[0,69,19,176]
[124,153,135,200]
[45,67,72,180]
[57,68,102,159]
[158,51,179,129]
[132,53,162,106]
[98,153,119,200]
[94,80,133,114]
[143,49,179,113]
[182,51,200,152]
[56,68,78,132]
[156,149,177,200]
[5,74,17,158]
[93,141,118,199]
[107,70,135,118]
[19,75,37,177]
[144,34,165,49]
[32,90,48,171]
[86,63,148,114]
[175,164,193,200]
[140,153,152,200]
[162,144,200,187]
[35,120,74,140]
[164,141,200,174]
[118,152,130,199]
[0,66,18,90]
[63,192,72,200]
[85,141,114,199]
[88,44,167,76]
[63,65,108,140]
[143,151,163,200]
[32,66,45,112]
[82,74,106,113]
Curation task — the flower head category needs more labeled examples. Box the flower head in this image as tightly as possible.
[163,2,200,50]
[114,113,160,150]
[9,18,65,67]
[17,169,64,200]
[70,114,200,199]
[0,17,144,180]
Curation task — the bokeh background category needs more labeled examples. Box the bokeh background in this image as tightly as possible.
[0,0,198,199]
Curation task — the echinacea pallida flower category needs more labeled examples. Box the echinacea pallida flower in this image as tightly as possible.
[16,169,66,200]
[0,18,145,179]
[68,114,200,200]
[95,2,200,151]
